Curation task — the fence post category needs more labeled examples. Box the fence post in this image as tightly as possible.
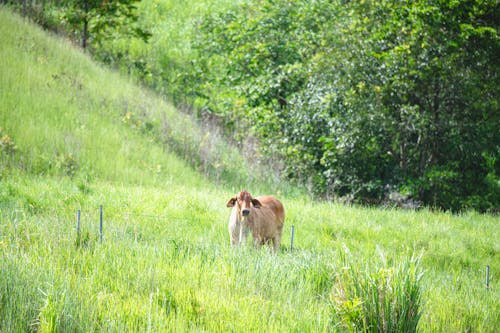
[76,209,81,240]
[99,205,103,243]
[290,225,295,252]
[486,265,490,290]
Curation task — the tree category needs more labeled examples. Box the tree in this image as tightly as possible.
[60,0,149,52]
[194,0,499,211]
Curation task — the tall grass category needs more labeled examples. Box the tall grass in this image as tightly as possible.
[1,6,499,333]
[331,252,423,332]
[1,197,427,332]
[1,176,498,331]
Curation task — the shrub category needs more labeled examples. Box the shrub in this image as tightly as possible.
[192,0,499,211]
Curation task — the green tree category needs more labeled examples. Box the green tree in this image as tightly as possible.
[59,0,150,58]
[194,0,499,211]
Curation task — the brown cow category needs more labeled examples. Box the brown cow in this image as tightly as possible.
[226,190,285,252]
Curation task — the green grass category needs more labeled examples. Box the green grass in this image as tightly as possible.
[1,7,499,332]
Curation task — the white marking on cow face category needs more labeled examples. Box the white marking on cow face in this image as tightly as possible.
[237,191,252,220]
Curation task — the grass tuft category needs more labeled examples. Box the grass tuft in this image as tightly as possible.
[331,252,423,332]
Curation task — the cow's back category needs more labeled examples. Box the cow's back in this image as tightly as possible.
[256,196,285,224]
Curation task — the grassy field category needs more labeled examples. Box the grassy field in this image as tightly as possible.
[1,8,499,332]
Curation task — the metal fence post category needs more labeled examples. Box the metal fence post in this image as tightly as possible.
[99,205,103,243]
[76,209,81,239]
[486,265,490,290]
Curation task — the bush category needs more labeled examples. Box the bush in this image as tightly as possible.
[192,0,499,211]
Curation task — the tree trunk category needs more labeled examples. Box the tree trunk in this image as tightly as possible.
[82,0,88,49]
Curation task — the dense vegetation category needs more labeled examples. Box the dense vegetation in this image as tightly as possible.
[1,6,499,332]
[192,0,500,212]
[9,0,499,212]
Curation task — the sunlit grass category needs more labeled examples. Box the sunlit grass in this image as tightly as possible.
[1,174,498,332]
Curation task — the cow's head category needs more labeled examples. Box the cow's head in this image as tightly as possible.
[226,191,262,217]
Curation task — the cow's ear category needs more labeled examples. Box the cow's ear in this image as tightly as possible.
[252,199,262,208]
[226,197,237,207]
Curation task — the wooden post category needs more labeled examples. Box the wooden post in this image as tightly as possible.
[290,225,295,252]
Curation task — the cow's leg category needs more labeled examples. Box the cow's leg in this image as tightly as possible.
[272,234,281,253]
[229,222,243,246]
[253,236,263,249]
[230,235,238,246]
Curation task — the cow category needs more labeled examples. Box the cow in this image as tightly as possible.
[226,190,285,252]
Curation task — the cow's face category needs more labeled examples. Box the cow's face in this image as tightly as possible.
[227,191,262,218]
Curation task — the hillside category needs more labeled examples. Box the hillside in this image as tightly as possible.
[1,7,499,332]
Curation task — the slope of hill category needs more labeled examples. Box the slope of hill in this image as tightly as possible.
[1,8,499,332]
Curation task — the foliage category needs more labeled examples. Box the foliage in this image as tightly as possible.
[17,0,151,70]
[191,0,499,211]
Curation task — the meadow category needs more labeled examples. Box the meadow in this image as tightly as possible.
[1,8,499,332]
